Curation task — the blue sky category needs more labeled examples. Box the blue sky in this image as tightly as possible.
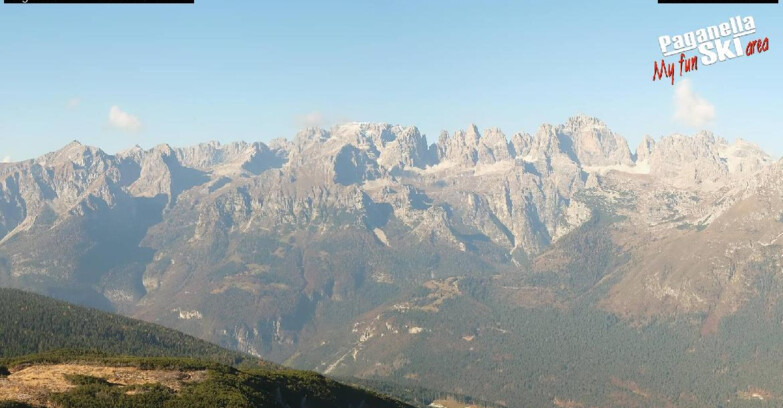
[0,0,781,161]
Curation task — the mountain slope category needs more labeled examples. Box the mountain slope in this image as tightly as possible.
[0,288,258,365]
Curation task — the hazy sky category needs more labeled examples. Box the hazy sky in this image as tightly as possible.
[1,0,781,162]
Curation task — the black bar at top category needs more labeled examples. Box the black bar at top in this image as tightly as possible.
[5,0,193,3]
[659,0,777,3]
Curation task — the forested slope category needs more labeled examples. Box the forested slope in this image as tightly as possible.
[0,288,257,366]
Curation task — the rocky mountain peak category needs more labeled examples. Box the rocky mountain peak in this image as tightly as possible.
[479,127,512,162]
[510,132,533,159]
[38,140,107,168]
[151,143,175,157]
[119,144,144,155]
[635,135,655,163]
[377,125,430,171]
[466,123,481,139]
[293,127,330,153]
[562,113,608,130]
[527,123,564,162]
[557,115,632,167]
[637,131,772,189]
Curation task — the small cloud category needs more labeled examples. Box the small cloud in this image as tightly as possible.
[108,106,142,132]
[66,98,81,109]
[673,79,715,128]
[295,111,326,128]
[1,156,11,163]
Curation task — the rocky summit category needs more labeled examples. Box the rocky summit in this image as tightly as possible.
[2,115,782,407]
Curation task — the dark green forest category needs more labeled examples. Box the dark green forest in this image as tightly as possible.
[0,288,258,367]
[352,281,783,408]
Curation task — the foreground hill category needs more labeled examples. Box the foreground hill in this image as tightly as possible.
[0,289,412,408]
[0,288,258,366]
[0,351,410,408]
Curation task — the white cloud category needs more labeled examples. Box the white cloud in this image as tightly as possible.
[295,111,326,128]
[66,98,81,109]
[1,156,11,163]
[108,106,142,132]
[673,79,715,128]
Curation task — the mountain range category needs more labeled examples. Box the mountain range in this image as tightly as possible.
[3,115,783,407]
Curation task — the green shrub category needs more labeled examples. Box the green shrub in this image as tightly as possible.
[0,402,37,408]
[64,374,113,386]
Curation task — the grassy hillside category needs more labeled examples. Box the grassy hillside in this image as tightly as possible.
[0,288,259,367]
[0,350,411,408]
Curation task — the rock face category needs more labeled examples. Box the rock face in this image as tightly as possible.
[0,115,779,381]
[557,115,633,167]
[638,131,771,190]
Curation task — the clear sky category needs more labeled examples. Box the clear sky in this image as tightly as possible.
[1,0,781,162]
